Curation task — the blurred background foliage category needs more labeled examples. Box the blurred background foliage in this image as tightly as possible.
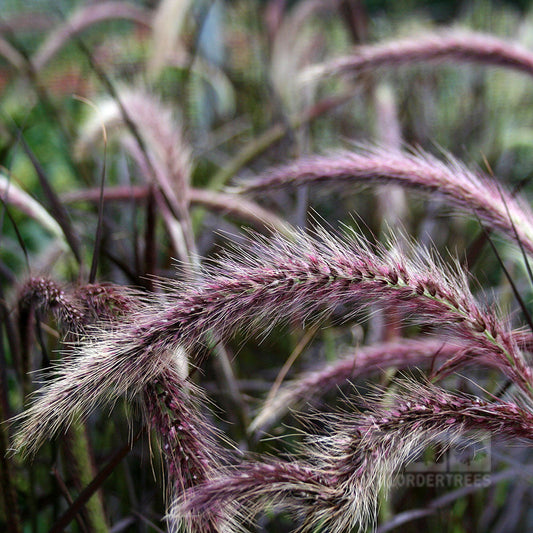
[2,0,533,532]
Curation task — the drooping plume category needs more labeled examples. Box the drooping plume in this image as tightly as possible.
[143,368,227,532]
[175,382,533,533]
[300,31,533,83]
[239,147,533,256]
[250,338,462,435]
[12,227,532,456]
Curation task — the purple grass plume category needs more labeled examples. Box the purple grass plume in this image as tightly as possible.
[300,31,533,83]
[32,2,152,72]
[77,86,196,262]
[239,146,533,256]
[18,277,85,332]
[252,329,533,436]
[174,381,533,532]
[143,368,228,533]
[78,87,191,213]
[18,277,138,333]
[250,338,463,436]
[11,226,533,456]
